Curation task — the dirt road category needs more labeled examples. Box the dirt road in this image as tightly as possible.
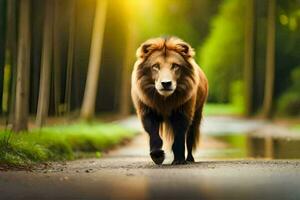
[1,117,300,200]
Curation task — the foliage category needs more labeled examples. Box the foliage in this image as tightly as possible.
[277,67,300,116]
[0,122,137,167]
[198,0,245,103]
[275,2,300,98]
[230,80,245,111]
[129,0,221,49]
[292,124,300,132]
[277,92,300,116]
[290,66,300,89]
[133,0,197,44]
[204,103,243,116]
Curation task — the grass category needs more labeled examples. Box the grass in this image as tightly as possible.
[204,103,243,116]
[0,122,137,167]
[292,124,300,132]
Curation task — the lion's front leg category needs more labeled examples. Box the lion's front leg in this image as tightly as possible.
[169,111,190,165]
[141,110,164,165]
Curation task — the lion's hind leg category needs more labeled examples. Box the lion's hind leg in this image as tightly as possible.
[186,106,203,162]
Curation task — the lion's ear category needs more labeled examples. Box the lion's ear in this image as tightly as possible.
[176,43,195,58]
[136,43,156,59]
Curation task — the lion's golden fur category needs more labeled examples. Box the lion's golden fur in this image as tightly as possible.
[131,36,208,150]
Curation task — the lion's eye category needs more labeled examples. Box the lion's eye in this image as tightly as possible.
[152,64,160,71]
[172,63,180,71]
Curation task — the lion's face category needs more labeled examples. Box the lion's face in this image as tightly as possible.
[149,51,184,97]
[134,37,197,102]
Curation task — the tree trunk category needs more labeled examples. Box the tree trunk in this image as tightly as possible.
[0,0,6,115]
[262,0,276,118]
[80,0,107,120]
[65,0,76,115]
[119,25,137,116]
[6,0,17,124]
[53,0,61,116]
[13,0,31,132]
[29,0,44,115]
[244,0,255,116]
[36,0,54,127]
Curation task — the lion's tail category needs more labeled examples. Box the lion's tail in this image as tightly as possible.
[159,121,174,149]
[159,112,202,150]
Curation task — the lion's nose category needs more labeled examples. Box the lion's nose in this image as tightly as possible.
[161,81,172,89]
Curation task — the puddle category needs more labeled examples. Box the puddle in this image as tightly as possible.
[203,133,300,159]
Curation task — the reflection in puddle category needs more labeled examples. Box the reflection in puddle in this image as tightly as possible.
[204,133,300,159]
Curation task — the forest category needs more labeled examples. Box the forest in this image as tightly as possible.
[0,0,299,166]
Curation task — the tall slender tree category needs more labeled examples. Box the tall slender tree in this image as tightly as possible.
[53,0,61,116]
[13,0,31,132]
[119,26,136,116]
[262,0,276,118]
[36,0,54,127]
[244,0,255,116]
[81,0,107,120]
[65,0,76,115]
[0,0,6,115]
[6,0,17,123]
[119,7,138,116]
[29,0,44,115]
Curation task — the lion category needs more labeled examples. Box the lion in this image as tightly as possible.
[131,36,208,165]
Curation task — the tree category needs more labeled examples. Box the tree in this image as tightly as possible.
[53,0,61,116]
[13,0,31,132]
[6,0,17,123]
[119,18,137,116]
[116,0,138,116]
[29,0,44,115]
[199,0,245,103]
[244,0,255,116]
[36,0,54,127]
[262,0,276,118]
[0,0,6,115]
[65,0,76,114]
[81,0,107,120]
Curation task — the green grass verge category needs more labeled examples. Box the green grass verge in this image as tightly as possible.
[0,122,137,167]
[292,125,300,132]
[204,103,243,116]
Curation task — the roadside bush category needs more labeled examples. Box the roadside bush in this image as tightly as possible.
[278,92,300,116]
[277,67,300,116]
